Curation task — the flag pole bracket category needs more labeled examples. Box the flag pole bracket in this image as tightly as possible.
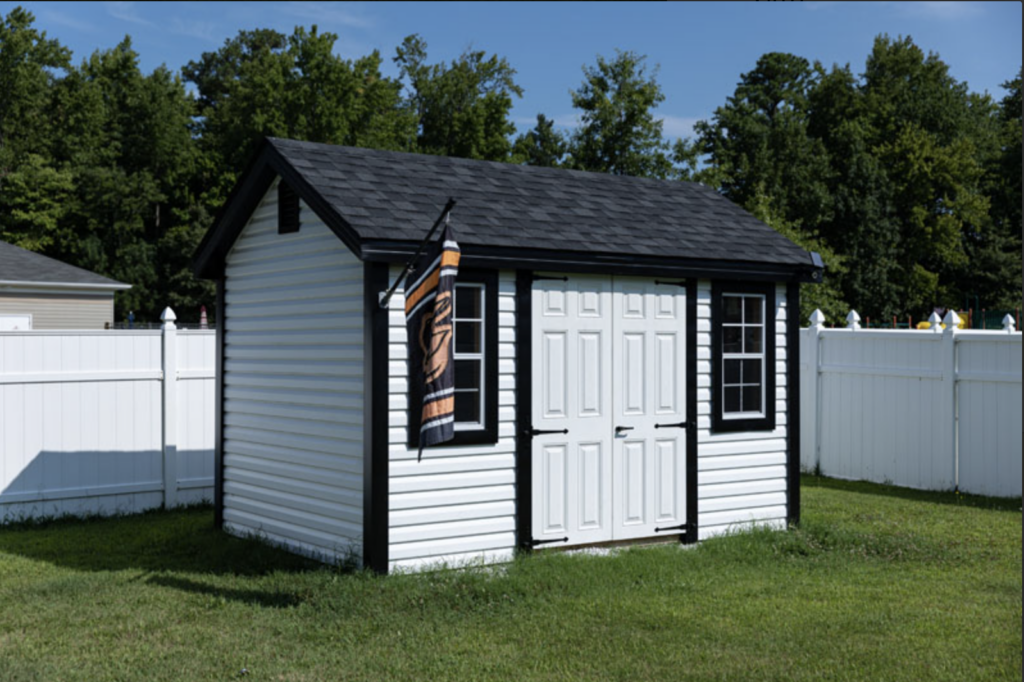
[378,198,457,309]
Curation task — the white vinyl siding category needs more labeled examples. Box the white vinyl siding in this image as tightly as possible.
[697,280,788,540]
[387,268,516,572]
[222,178,364,564]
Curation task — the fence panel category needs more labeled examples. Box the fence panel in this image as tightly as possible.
[956,333,1022,497]
[1,317,217,522]
[801,311,1022,498]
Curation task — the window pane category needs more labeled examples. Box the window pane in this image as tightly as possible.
[724,359,741,384]
[741,359,762,385]
[723,326,742,353]
[744,326,763,354]
[744,297,763,324]
[723,296,743,324]
[724,386,741,413]
[742,385,762,414]
[455,321,481,353]
[454,390,481,423]
[456,286,482,319]
[455,359,481,390]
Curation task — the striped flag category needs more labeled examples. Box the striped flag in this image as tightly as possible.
[405,221,461,457]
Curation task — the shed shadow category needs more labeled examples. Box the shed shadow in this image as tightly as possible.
[802,474,1023,512]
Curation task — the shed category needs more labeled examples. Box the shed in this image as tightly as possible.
[0,239,131,330]
[193,137,822,573]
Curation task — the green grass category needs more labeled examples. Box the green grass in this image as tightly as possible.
[1,476,1020,682]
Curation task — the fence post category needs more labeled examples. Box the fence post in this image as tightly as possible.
[941,310,960,491]
[845,310,861,330]
[161,307,178,508]
[807,309,826,472]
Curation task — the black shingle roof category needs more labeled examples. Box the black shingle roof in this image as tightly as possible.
[267,138,811,267]
[0,240,129,288]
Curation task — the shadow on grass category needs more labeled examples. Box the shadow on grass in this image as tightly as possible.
[802,474,1023,512]
[144,574,303,608]
[0,504,324,577]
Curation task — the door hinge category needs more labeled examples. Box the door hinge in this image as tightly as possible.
[532,274,569,282]
[654,279,687,287]
[530,536,569,546]
[654,524,687,533]
[654,421,689,429]
[525,427,569,438]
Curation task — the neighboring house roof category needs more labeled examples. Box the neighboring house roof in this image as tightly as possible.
[194,137,822,282]
[0,240,130,291]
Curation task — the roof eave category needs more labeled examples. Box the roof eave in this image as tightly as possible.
[0,280,131,292]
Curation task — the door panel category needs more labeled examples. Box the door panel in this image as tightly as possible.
[612,279,687,541]
[531,275,686,548]
[531,275,613,546]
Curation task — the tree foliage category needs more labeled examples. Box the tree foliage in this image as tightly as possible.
[512,114,568,167]
[567,50,672,178]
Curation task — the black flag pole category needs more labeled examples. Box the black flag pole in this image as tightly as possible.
[379,197,457,309]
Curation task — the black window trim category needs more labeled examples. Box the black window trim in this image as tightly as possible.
[711,280,777,433]
[407,268,499,449]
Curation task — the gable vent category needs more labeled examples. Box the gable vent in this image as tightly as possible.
[278,181,300,234]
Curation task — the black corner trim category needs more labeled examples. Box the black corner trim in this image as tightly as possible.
[786,281,801,526]
[709,280,778,434]
[407,269,500,450]
[278,181,300,234]
[364,262,390,574]
[684,278,699,544]
[214,278,226,529]
[515,270,533,552]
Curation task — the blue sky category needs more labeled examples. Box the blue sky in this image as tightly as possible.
[6,1,1022,140]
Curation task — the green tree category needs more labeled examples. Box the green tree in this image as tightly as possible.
[394,34,522,161]
[568,50,672,178]
[186,26,411,204]
[512,113,567,167]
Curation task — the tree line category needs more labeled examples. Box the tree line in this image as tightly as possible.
[1,7,1019,323]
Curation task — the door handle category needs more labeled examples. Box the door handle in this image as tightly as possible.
[615,425,634,435]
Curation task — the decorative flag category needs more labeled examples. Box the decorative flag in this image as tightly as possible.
[404,219,461,458]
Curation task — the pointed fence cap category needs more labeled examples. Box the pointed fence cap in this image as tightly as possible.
[809,309,826,329]
[845,310,861,330]
[160,307,177,330]
[928,312,943,332]
[1002,314,1017,333]
[942,309,961,332]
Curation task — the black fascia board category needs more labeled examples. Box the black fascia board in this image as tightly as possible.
[360,240,819,283]
[191,140,364,279]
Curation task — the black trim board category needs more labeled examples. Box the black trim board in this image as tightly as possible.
[213,278,226,529]
[514,270,533,552]
[786,282,801,526]
[364,262,390,574]
[407,269,500,450]
[709,280,778,434]
[684,278,699,544]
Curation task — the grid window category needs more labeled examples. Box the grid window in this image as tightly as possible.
[721,293,765,418]
[453,283,484,429]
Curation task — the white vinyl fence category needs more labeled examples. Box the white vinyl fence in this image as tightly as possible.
[801,309,1022,498]
[1,308,216,521]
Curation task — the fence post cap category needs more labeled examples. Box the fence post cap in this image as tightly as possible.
[160,307,177,330]
[942,310,961,332]
[1002,314,1016,332]
[928,312,943,332]
[845,310,861,329]
[809,309,826,328]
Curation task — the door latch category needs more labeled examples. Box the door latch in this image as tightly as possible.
[615,425,635,435]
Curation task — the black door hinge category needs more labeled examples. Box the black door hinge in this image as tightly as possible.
[525,427,569,438]
[654,421,689,429]
[654,524,687,533]
[530,536,569,546]
[654,279,687,287]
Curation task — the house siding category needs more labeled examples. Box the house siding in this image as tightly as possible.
[696,280,789,540]
[222,179,364,564]
[0,292,114,329]
[387,267,517,572]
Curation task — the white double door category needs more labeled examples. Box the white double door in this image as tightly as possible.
[531,274,687,547]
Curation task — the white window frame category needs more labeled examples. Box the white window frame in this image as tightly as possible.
[720,293,766,420]
[452,282,486,431]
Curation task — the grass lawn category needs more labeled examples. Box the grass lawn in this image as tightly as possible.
[1,476,1020,682]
